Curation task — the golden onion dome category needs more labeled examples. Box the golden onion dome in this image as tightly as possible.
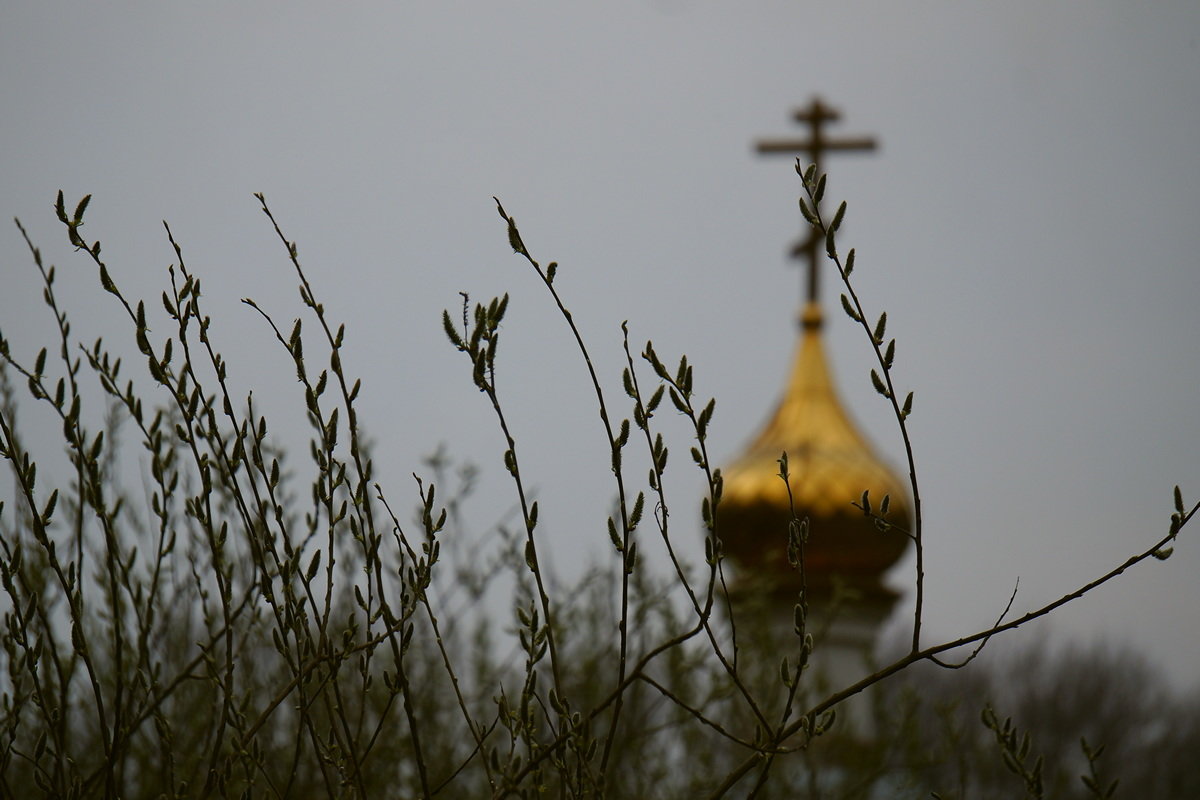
[716,301,910,599]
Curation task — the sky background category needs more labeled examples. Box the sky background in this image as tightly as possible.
[2,3,1198,690]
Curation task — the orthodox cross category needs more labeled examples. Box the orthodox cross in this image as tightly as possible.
[756,97,877,304]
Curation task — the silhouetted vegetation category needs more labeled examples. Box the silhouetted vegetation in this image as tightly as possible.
[1,177,1193,797]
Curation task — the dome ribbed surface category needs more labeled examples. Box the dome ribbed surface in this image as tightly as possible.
[716,302,910,597]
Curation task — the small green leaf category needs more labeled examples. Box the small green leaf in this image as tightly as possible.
[844,248,855,277]
[442,309,464,349]
[146,354,164,383]
[654,439,669,472]
[73,194,92,223]
[608,517,622,551]
[870,369,889,398]
[646,385,665,414]
[42,489,58,524]
[901,391,914,419]
[697,398,716,438]
[873,312,887,344]
[89,431,105,461]
[323,407,339,450]
[494,198,526,254]
[1174,485,1184,514]
[798,198,818,226]
[289,318,303,357]
[840,294,861,323]
[629,492,645,529]
[506,219,523,253]
[99,264,118,295]
[668,387,687,414]
[831,201,847,232]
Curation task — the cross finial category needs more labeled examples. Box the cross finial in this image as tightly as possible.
[756,97,877,304]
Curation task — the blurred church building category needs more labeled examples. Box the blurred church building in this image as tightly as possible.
[715,98,912,714]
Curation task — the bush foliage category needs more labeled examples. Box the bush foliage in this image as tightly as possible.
[0,174,1194,798]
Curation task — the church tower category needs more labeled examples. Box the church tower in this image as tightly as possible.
[717,98,912,698]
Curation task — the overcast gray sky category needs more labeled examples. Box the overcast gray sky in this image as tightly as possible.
[3,2,1197,689]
